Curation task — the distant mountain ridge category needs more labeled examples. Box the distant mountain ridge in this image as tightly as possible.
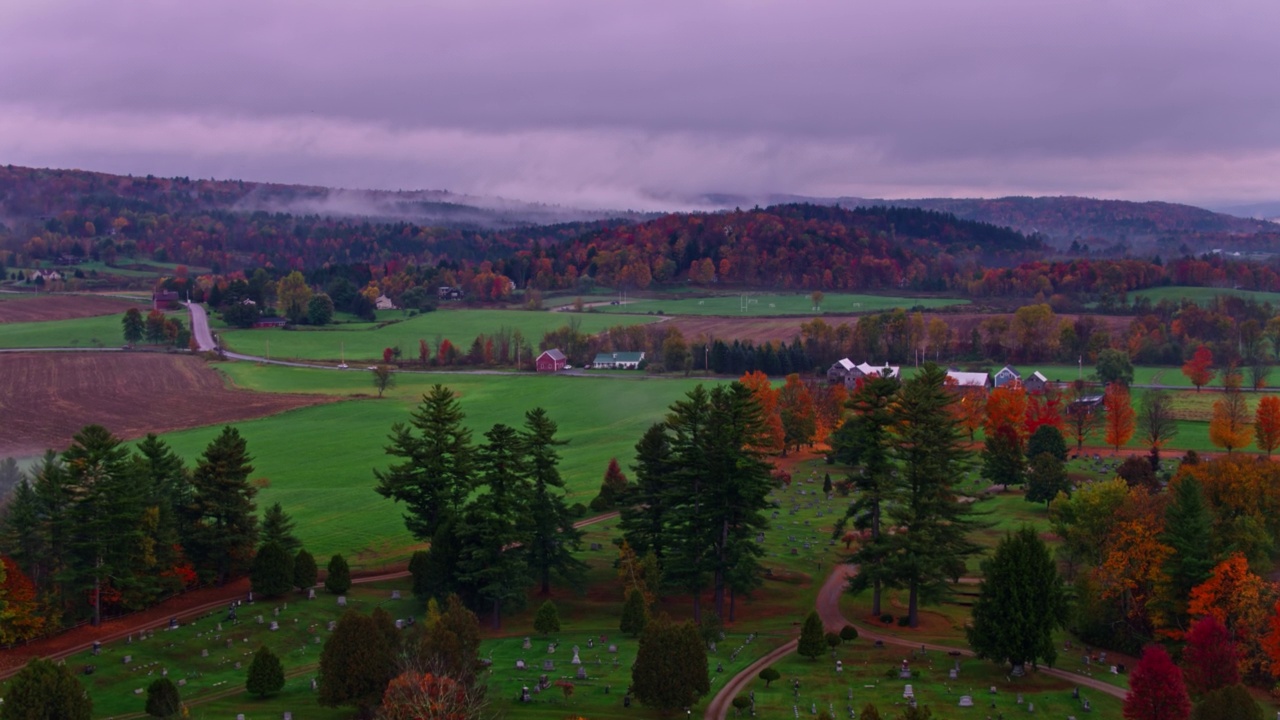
[689,193,1276,248]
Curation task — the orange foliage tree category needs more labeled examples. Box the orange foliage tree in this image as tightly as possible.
[1186,553,1273,678]
[1023,385,1064,436]
[1176,457,1280,564]
[1181,345,1215,392]
[1093,488,1171,636]
[950,384,987,442]
[1103,383,1136,451]
[984,382,1028,443]
[0,556,46,644]
[1209,369,1252,454]
[778,373,816,455]
[809,380,847,446]
[738,371,784,454]
[377,671,472,720]
[1256,395,1280,458]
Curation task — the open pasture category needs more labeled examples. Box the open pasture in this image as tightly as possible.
[0,352,332,459]
[217,307,659,362]
[1131,285,1280,306]
[0,313,131,348]
[590,292,967,317]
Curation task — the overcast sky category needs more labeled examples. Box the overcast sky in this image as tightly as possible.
[1,0,1277,210]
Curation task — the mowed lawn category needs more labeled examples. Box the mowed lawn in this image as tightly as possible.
[217,308,659,362]
[1131,285,1280,306]
[153,366,711,565]
[0,314,127,348]
[590,292,967,316]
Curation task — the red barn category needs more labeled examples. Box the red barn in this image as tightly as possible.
[536,349,567,373]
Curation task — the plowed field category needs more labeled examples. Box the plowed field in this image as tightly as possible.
[0,294,143,323]
[0,353,333,457]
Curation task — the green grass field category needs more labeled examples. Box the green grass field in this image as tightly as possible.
[1131,285,1280,306]
[589,293,967,317]
[153,365,711,563]
[217,308,659,362]
[0,314,126,348]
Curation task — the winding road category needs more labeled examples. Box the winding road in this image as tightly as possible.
[704,564,1125,720]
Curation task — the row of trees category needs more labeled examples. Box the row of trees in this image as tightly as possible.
[122,307,190,348]
[0,425,260,633]
[375,385,584,627]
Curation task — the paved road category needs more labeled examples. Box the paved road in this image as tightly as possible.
[186,300,218,351]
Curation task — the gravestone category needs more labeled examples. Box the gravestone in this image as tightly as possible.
[82,665,94,676]
[836,660,843,673]
[273,606,280,616]
[313,636,321,644]
[308,588,316,599]
[227,639,233,648]
[391,590,400,600]
[587,637,594,649]
[327,621,337,631]
[201,649,209,657]
[216,623,222,631]
[948,668,957,680]
[235,662,241,670]
[516,659,526,670]
[1017,693,1023,704]
[123,655,132,664]
[958,696,974,707]
[337,596,346,607]
[1082,698,1091,712]
[178,679,186,687]
[395,619,404,630]
[576,666,587,680]
[256,615,264,625]
[716,662,724,673]
[523,637,532,650]
[169,617,178,629]
[270,621,279,631]
[311,678,318,691]
[608,644,618,653]
[92,641,101,655]
[1027,703,1034,713]
[520,686,531,702]
[903,685,914,698]
[543,660,554,671]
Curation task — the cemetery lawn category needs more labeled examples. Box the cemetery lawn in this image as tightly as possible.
[216,307,659,362]
[589,293,967,317]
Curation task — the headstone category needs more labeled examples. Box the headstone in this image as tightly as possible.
[608,644,618,653]
[716,662,724,673]
[123,655,132,664]
[1082,698,1091,712]
[256,615,264,624]
[270,621,279,631]
[311,678,318,691]
[1017,693,1024,704]
[247,591,253,603]
[948,668,957,680]
[395,619,404,630]
[337,596,346,607]
[516,659,526,670]
[1027,703,1034,713]
[92,641,101,655]
[178,679,186,686]
[273,606,280,616]
[836,660,843,672]
[576,666,587,680]
[235,662,241,670]
[328,621,337,631]
[520,686,531,702]
[135,687,144,695]
[543,659,554,671]
[1110,665,1118,674]
[237,715,245,720]
[548,643,555,654]
[624,695,632,708]
[958,696,974,707]
[308,588,316,599]
[201,649,209,657]
[523,636,532,650]
[217,623,222,631]
[587,637,594,649]
[82,665,95,676]
[903,685,914,699]
[169,617,178,629]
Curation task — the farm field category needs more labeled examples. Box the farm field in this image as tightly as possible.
[0,293,147,323]
[0,313,136,348]
[0,353,333,459]
[217,307,659,362]
[590,292,968,317]
[152,365,713,563]
[1131,285,1280,306]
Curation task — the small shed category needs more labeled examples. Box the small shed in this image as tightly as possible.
[827,358,856,384]
[946,370,993,391]
[1024,371,1049,393]
[993,365,1021,388]
[536,349,568,373]
[592,351,645,370]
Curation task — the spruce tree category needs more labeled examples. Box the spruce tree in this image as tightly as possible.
[245,646,285,697]
[260,502,301,554]
[521,408,585,594]
[186,426,258,585]
[250,541,294,598]
[324,554,351,594]
[534,599,560,635]
[618,423,676,558]
[319,609,396,714]
[1027,425,1068,462]
[407,549,431,600]
[966,527,1068,671]
[798,610,826,659]
[122,307,144,346]
[620,588,648,636]
[133,434,189,597]
[883,364,982,628]
[0,658,92,720]
[1160,476,1216,628]
[144,677,182,718]
[1025,452,1071,505]
[631,614,709,712]
[293,548,317,591]
[374,384,474,541]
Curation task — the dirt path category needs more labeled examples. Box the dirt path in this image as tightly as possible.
[705,565,1125,720]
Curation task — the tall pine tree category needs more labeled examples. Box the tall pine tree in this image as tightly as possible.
[520,408,585,594]
[186,427,258,585]
[618,423,676,559]
[966,527,1068,672]
[1159,476,1216,631]
[260,502,301,554]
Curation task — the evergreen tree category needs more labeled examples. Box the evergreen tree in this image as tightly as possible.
[1160,476,1216,629]
[798,610,825,659]
[186,426,258,585]
[62,425,145,625]
[631,614,709,712]
[260,502,301,554]
[620,588,648,636]
[593,457,629,509]
[374,384,474,541]
[883,364,982,628]
[0,658,93,720]
[455,423,533,627]
[245,645,285,697]
[122,307,144,346]
[1026,424,1068,462]
[981,424,1026,488]
[966,527,1068,672]
[250,541,294,598]
[0,452,70,605]
[133,434,189,592]
[534,599,560,636]
[1025,452,1071,505]
[292,548,317,592]
[618,423,676,559]
[415,517,465,603]
[413,594,483,687]
[520,408,585,594]
[1190,684,1263,720]
[319,609,397,715]
[144,677,182,719]
[407,549,432,600]
[325,554,351,594]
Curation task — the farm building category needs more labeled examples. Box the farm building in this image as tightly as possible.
[592,351,645,370]
[827,358,856,383]
[827,359,900,386]
[993,365,1021,388]
[1024,371,1049,393]
[946,370,993,391]
[152,290,180,309]
[375,294,396,310]
[1070,394,1105,411]
[252,316,288,329]
[536,349,568,373]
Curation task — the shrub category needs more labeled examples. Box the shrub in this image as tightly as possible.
[758,667,781,687]
[840,625,858,643]
[880,613,893,624]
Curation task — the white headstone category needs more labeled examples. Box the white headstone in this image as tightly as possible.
[134,688,143,695]
[337,595,346,607]
[123,655,132,664]
[201,649,209,657]
[958,696,974,707]
[270,621,279,631]
[903,685,913,699]
[308,588,316,599]
[571,648,581,665]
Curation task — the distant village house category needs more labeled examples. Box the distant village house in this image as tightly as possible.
[536,349,567,373]
[592,351,645,370]
[827,358,900,387]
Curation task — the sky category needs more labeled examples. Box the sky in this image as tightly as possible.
[1,0,1278,211]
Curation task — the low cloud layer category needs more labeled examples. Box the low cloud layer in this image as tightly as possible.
[1,0,1277,209]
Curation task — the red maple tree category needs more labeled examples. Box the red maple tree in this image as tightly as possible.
[1182,345,1215,392]
[1123,644,1190,720]
[1182,615,1240,695]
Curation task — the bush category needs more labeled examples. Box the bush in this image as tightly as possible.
[840,625,858,643]
[880,613,894,624]
[324,554,351,595]
[758,667,781,687]
[569,502,588,518]
[897,615,912,627]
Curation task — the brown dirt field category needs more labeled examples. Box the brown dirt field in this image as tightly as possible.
[0,294,145,323]
[0,352,334,457]
[669,311,1134,345]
